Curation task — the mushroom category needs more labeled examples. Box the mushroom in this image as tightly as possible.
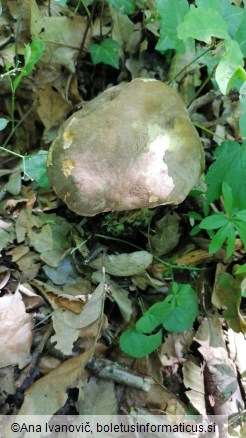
[47,79,204,216]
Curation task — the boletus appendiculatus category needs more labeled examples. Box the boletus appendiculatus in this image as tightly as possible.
[47,79,204,216]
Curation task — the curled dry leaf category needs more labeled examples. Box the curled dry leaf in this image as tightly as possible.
[194,316,244,416]
[50,278,105,355]
[32,279,91,314]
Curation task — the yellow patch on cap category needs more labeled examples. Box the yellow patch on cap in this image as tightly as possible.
[62,159,75,177]
[149,195,159,203]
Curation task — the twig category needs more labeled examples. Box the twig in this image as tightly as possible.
[87,249,107,362]
[1,101,37,149]
[14,0,24,66]
[76,0,97,75]
[15,324,53,389]
[188,90,221,116]
[86,358,153,391]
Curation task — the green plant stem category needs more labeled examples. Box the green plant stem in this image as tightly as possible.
[168,44,214,85]
[99,0,105,39]
[76,0,97,72]
[94,234,201,272]
[1,102,36,150]
[192,121,225,141]
[0,146,23,160]
[80,0,91,18]
[6,76,16,131]
[188,67,215,107]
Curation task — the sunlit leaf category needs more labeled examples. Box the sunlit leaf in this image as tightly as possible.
[178,6,229,43]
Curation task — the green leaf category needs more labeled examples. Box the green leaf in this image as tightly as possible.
[24,150,51,189]
[119,328,162,358]
[226,224,236,258]
[239,83,246,136]
[162,283,198,332]
[136,300,168,333]
[190,224,201,237]
[188,211,203,221]
[136,283,198,334]
[199,214,228,230]
[235,210,246,222]
[5,171,22,196]
[233,218,246,248]
[235,8,246,56]
[222,181,233,216]
[108,0,135,15]
[205,140,246,210]
[215,40,244,94]
[196,0,224,13]
[155,0,191,53]
[23,39,45,76]
[222,4,243,38]
[209,223,231,254]
[177,6,230,44]
[0,118,8,131]
[89,39,120,69]
[196,0,243,37]
[13,39,45,90]
[235,264,246,275]
[240,99,246,137]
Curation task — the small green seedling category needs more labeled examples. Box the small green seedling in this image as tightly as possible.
[199,181,246,258]
[120,282,198,358]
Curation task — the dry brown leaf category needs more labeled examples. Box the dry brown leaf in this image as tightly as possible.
[183,360,206,416]
[50,278,105,355]
[38,356,62,375]
[30,0,91,72]
[89,251,153,276]
[0,291,32,369]
[194,316,244,416]
[126,383,186,416]
[36,84,71,134]
[146,212,181,256]
[227,329,246,397]
[0,268,10,291]
[33,279,91,314]
[77,377,117,415]
[160,330,195,366]
[18,351,90,414]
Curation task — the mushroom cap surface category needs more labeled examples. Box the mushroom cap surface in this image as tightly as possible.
[47,79,204,216]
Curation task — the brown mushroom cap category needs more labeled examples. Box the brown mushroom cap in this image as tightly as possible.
[47,79,204,216]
